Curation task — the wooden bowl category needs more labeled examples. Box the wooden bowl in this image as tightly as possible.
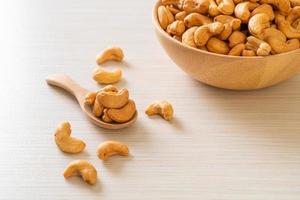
[152,1,300,90]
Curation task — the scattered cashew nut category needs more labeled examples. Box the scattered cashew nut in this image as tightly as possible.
[97,141,129,160]
[92,67,122,84]
[54,122,86,154]
[63,160,97,185]
[96,46,124,65]
[145,100,174,121]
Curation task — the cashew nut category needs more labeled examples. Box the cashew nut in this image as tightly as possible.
[242,49,256,56]
[54,122,86,154]
[102,109,113,123]
[228,31,246,47]
[260,0,291,16]
[182,26,198,47]
[245,36,271,56]
[85,92,97,105]
[286,6,300,24]
[107,99,136,123]
[290,0,300,7]
[97,88,129,109]
[251,4,275,21]
[260,27,300,53]
[248,13,271,36]
[97,141,129,160]
[92,67,122,84]
[276,13,300,39]
[93,99,104,117]
[206,37,230,54]
[101,85,119,93]
[184,13,212,28]
[96,47,124,65]
[208,0,220,16]
[194,22,224,46]
[213,15,242,30]
[228,43,246,55]
[182,0,210,14]
[145,100,174,121]
[217,23,232,40]
[216,0,235,15]
[63,160,97,185]
[234,2,260,23]
[167,20,186,36]
[158,5,175,30]
[167,5,181,14]
[175,11,188,20]
[292,18,300,30]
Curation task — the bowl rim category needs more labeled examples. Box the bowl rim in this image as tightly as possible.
[152,0,300,60]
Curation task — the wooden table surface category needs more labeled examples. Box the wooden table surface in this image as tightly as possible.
[0,0,300,199]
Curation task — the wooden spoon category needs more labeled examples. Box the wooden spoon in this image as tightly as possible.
[46,74,137,129]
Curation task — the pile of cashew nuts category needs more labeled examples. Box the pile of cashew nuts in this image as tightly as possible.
[85,85,137,124]
[158,0,300,56]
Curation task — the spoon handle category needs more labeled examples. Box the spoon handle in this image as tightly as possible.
[46,74,89,106]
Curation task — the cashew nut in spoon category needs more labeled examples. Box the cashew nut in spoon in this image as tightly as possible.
[46,74,137,129]
[97,141,129,161]
[107,99,137,123]
[96,88,129,109]
[54,121,86,154]
[63,160,97,185]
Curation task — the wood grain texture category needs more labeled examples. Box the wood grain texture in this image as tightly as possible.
[0,0,300,199]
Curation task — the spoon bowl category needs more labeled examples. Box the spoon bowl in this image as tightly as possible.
[46,74,137,130]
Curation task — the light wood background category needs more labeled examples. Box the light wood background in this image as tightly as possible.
[0,0,300,199]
